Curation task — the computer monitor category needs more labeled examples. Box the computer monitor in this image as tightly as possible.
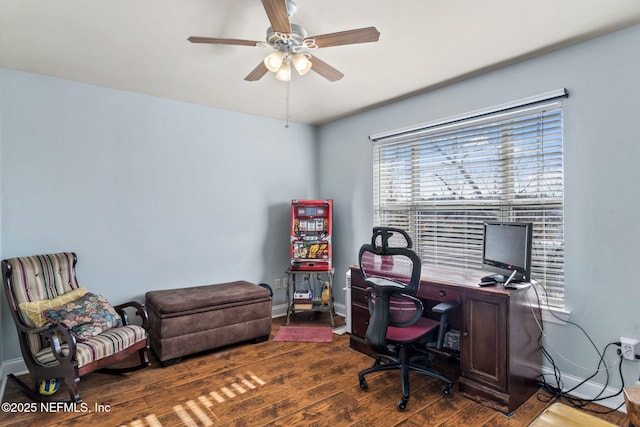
[482,221,533,283]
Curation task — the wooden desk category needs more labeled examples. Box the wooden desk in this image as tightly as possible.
[349,266,541,414]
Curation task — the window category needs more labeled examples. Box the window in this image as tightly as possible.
[371,91,566,307]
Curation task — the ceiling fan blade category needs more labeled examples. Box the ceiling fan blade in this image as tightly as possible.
[307,54,344,82]
[245,62,269,81]
[306,26,380,48]
[261,0,291,33]
[188,36,261,47]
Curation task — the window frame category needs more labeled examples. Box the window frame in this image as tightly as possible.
[371,90,567,308]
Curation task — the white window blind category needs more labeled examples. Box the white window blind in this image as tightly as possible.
[371,92,566,307]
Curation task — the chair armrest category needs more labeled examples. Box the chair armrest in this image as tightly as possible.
[392,293,424,327]
[432,301,459,314]
[45,323,77,364]
[366,277,406,290]
[365,278,406,314]
[113,301,148,329]
[365,284,424,328]
[431,301,460,350]
[26,322,77,366]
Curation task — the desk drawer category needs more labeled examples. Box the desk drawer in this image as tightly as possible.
[351,304,370,338]
[350,267,366,288]
[421,284,460,303]
[351,286,369,307]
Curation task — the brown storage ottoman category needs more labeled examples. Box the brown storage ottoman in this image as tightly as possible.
[145,281,272,365]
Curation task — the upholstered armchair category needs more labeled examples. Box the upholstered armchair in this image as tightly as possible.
[2,252,150,402]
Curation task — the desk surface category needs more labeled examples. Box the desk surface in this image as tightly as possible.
[352,265,528,295]
[421,266,486,286]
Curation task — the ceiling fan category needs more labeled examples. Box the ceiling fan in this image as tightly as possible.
[188,0,380,82]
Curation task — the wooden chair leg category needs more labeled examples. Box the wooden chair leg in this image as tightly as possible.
[64,376,81,402]
[139,347,150,367]
[8,373,81,403]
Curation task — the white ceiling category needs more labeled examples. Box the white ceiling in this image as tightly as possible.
[2,0,640,125]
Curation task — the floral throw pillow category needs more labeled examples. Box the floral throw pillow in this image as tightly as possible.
[19,287,88,328]
[42,292,120,341]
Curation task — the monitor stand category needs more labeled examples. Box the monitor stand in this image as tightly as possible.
[502,270,519,288]
[503,271,532,290]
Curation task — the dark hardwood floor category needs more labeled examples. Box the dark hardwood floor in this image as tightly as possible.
[1,313,628,426]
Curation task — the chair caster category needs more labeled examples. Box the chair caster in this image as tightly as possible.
[397,398,408,411]
[359,376,368,391]
[442,384,453,398]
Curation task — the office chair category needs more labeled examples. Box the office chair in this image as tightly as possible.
[357,227,456,411]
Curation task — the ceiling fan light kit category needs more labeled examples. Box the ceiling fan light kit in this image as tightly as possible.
[188,0,380,82]
[275,61,292,81]
[291,53,311,76]
[264,51,311,81]
[264,51,285,72]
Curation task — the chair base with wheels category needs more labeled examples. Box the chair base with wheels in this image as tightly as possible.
[358,347,454,410]
[357,301,456,410]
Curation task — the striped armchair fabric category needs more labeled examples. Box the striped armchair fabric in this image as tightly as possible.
[2,252,150,402]
[8,253,79,304]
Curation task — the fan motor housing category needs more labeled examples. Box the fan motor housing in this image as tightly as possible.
[266,23,307,52]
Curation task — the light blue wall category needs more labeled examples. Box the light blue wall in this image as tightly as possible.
[318,24,640,388]
[0,69,316,361]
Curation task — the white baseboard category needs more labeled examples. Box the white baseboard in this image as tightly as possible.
[271,303,288,318]
[0,357,28,403]
[541,366,627,413]
[333,303,346,317]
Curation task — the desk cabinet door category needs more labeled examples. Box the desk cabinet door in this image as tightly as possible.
[460,291,508,391]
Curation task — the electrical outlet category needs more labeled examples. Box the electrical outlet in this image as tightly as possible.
[620,336,639,360]
[283,277,288,289]
[275,279,281,290]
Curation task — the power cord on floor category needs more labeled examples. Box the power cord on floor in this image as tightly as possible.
[526,280,628,414]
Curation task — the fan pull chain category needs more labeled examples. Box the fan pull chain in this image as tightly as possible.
[285,79,290,128]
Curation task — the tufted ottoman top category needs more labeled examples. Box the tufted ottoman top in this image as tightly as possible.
[145,281,271,317]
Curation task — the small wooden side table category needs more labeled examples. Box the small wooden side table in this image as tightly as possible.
[529,402,617,427]
[624,385,640,427]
